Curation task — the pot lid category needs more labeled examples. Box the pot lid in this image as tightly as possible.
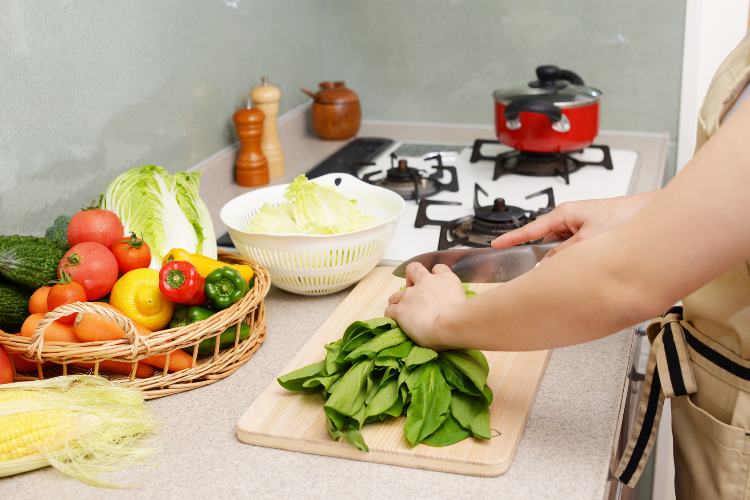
[314,81,359,104]
[493,65,602,108]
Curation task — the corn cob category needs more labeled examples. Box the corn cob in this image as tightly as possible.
[0,375,160,486]
[0,409,74,461]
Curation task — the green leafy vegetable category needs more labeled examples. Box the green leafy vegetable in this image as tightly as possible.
[278,315,493,451]
[462,283,477,299]
[245,175,376,235]
[100,164,217,269]
[461,349,490,373]
[439,351,488,395]
[450,392,491,440]
[345,328,408,362]
[403,345,438,368]
[277,361,326,392]
[245,203,305,234]
[404,361,451,446]
[423,414,472,447]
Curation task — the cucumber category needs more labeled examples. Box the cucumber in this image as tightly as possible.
[0,236,68,289]
[0,274,32,332]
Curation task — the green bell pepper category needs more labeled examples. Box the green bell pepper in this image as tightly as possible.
[168,306,215,329]
[191,324,251,355]
[204,267,246,310]
[202,301,221,313]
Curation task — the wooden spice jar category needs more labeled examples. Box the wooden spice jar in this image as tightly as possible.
[301,81,361,141]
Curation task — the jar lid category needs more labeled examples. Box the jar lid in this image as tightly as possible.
[493,66,602,109]
[315,81,359,104]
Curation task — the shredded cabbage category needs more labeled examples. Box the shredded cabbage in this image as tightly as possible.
[100,165,217,269]
[245,175,375,235]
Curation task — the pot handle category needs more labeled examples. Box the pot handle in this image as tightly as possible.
[559,69,584,86]
[504,98,570,133]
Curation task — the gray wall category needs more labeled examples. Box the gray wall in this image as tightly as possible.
[0,0,323,235]
[319,0,686,137]
[1,0,685,236]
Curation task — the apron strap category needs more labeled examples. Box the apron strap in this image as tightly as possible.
[613,306,697,487]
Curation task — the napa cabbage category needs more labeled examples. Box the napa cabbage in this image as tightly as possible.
[100,165,217,269]
[245,175,375,235]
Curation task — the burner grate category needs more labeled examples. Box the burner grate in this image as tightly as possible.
[357,152,458,202]
[415,184,555,250]
[469,139,613,185]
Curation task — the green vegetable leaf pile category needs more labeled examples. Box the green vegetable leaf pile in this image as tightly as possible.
[245,175,376,235]
[277,288,491,452]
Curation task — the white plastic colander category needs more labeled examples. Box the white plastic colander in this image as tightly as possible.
[220,173,405,295]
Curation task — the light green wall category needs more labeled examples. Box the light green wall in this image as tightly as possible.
[0,0,323,236]
[1,1,686,236]
[318,0,686,137]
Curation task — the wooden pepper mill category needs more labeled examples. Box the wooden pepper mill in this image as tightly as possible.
[250,77,285,178]
[233,100,269,187]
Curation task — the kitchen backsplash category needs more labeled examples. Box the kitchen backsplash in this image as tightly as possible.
[0,0,324,236]
[319,0,686,139]
[0,0,686,236]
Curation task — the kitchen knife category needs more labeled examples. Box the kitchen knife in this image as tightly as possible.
[391,241,560,283]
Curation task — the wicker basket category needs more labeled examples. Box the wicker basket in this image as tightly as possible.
[0,251,270,399]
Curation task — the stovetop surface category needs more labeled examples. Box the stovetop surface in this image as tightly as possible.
[361,141,639,264]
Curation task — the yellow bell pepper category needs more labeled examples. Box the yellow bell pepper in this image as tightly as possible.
[162,248,254,283]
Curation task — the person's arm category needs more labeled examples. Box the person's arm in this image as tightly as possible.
[385,96,750,352]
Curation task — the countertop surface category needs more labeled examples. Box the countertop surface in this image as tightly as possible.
[2,112,668,499]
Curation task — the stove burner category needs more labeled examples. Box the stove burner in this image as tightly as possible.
[469,139,613,185]
[355,153,458,201]
[415,184,555,250]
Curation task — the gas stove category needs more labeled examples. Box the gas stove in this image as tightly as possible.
[353,140,638,264]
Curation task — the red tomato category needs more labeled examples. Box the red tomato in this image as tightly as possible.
[0,346,13,384]
[58,242,119,300]
[47,281,88,323]
[67,206,125,249]
[111,233,152,274]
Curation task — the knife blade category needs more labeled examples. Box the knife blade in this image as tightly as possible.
[391,241,560,283]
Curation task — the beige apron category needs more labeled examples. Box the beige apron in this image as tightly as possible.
[614,31,750,499]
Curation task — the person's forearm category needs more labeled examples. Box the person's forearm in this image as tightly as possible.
[434,98,750,352]
[434,225,668,351]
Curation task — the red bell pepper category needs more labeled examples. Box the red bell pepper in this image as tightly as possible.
[159,261,205,305]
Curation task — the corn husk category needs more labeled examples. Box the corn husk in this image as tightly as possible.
[0,375,160,487]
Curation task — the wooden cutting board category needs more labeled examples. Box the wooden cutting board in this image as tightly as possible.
[237,267,550,477]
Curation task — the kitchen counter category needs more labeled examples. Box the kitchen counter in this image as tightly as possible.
[2,107,668,500]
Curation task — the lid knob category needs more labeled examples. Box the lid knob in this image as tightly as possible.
[535,66,561,89]
[397,159,409,172]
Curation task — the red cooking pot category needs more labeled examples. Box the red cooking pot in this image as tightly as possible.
[493,65,602,153]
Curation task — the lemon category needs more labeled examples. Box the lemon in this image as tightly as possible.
[110,268,175,331]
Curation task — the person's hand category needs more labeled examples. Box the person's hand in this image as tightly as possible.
[384,263,466,350]
[491,191,659,259]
